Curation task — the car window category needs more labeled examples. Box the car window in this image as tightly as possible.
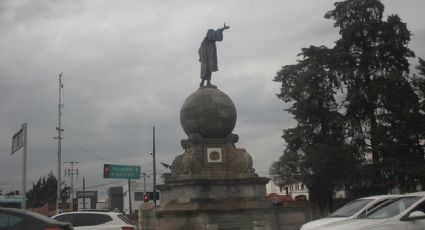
[7,215,22,227]
[0,213,8,227]
[362,196,421,219]
[361,199,391,215]
[53,213,77,225]
[407,201,425,217]
[118,214,133,224]
[74,213,113,227]
[329,199,373,217]
[0,213,23,228]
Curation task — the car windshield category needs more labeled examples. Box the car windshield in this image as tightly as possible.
[329,199,373,217]
[360,196,421,219]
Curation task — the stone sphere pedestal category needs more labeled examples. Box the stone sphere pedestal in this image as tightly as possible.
[156,86,270,230]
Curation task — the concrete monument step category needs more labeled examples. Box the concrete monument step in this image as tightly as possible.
[211,213,259,230]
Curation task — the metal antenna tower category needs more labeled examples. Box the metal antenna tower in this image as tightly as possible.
[54,73,64,213]
[64,161,78,211]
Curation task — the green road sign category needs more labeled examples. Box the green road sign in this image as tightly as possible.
[103,164,141,179]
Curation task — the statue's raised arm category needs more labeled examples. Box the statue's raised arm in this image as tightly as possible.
[198,23,230,88]
[221,23,230,31]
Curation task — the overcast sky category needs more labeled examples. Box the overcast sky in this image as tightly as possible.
[1,0,424,196]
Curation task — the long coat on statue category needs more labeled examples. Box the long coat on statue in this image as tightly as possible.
[198,28,225,80]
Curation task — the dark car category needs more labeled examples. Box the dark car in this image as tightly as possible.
[0,207,73,230]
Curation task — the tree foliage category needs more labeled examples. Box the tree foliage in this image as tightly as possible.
[271,46,351,211]
[26,171,70,208]
[324,0,419,194]
[271,0,425,211]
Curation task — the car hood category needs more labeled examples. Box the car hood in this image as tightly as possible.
[301,217,349,230]
[315,218,392,230]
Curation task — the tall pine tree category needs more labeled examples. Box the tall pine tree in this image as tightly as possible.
[325,0,417,194]
[271,1,425,210]
[271,46,350,214]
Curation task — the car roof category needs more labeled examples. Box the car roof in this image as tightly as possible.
[53,211,121,217]
[404,191,425,196]
[358,194,403,200]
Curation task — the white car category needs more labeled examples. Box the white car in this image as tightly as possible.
[315,192,425,230]
[301,194,402,230]
[52,211,136,230]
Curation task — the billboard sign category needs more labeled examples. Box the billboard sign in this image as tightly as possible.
[76,191,97,198]
[11,128,24,154]
[103,164,141,179]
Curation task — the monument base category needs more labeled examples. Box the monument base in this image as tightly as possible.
[158,177,269,204]
[152,86,307,229]
[156,177,271,230]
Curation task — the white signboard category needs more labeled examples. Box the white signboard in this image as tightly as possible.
[11,128,23,154]
[77,198,91,210]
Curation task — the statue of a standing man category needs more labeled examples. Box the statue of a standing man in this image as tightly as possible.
[198,23,230,87]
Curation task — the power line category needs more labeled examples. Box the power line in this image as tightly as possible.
[64,137,109,161]
[64,136,154,165]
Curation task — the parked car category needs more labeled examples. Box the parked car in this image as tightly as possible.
[0,207,73,230]
[314,192,425,230]
[51,211,136,230]
[300,194,402,230]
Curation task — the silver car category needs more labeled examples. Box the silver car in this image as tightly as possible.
[315,192,425,230]
[301,194,402,230]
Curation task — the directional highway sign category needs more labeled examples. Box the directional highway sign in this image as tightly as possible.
[103,164,141,179]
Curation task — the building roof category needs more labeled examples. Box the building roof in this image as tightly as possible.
[267,193,294,202]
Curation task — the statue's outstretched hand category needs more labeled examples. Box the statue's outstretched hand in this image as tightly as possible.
[223,23,230,30]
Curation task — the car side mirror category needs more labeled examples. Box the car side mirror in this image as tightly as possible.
[407,211,425,220]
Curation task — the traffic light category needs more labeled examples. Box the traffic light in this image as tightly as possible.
[103,164,110,178]
[143,194,149,202]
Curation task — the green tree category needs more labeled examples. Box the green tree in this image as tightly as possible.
[417,58,425,76]
[26,171,70,208]
[413,58,425,108]
[411,58,425,188]
[271,0,425,210]
[271,46,350,214]
[5,190,20,196]
[324,0,417,194]
[376,74,424,191]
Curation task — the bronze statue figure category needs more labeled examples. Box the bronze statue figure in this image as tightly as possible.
[198,23,230,87]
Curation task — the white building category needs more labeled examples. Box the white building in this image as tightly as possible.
[267,180,346,201]
[122,180,159,214]
[267,180,308,199]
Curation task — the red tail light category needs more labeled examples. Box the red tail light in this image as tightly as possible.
[121,227,134,230]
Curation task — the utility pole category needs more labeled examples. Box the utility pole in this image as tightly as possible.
[64,161,78,211]
[152,126,157,207]
[22,123,27,209]
[143,172,147,194]
[82,177,86,210]
[54,73,64,214]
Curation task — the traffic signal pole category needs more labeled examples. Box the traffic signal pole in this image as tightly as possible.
[128,179,132,214]
[152,126,157,207]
